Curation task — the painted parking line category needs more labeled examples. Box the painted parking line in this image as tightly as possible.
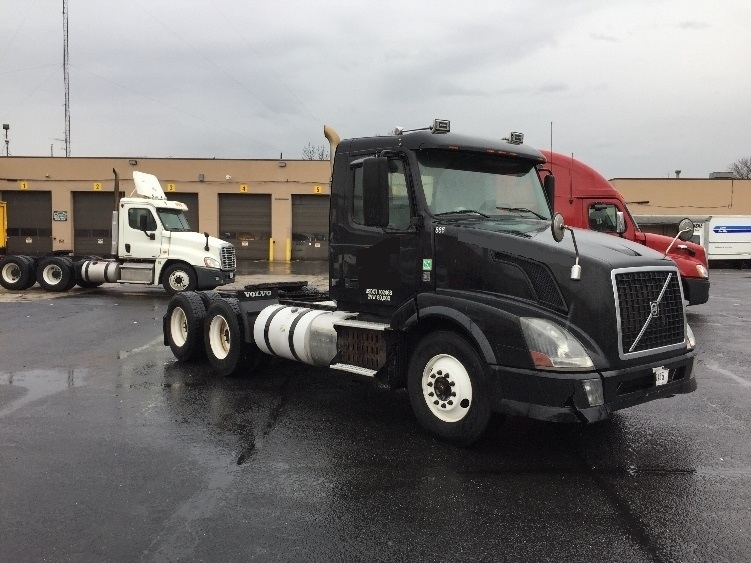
[704,361,751,387]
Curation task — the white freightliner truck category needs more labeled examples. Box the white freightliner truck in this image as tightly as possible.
[0,171,236,295]
[163,120,697,445]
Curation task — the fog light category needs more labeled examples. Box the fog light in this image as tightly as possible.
[582,378,604,406]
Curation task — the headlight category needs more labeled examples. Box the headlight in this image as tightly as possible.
[685,323,696,351]
[695,264,708,278]
[520,317,594,370]
[204,257,221,269]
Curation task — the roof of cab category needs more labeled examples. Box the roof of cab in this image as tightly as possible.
[341,130,546,163]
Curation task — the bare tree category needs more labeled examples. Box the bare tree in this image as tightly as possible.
[302,143,329,160]
[729,156,751,179]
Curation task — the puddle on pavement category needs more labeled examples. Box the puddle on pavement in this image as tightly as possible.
[0,367,87,417]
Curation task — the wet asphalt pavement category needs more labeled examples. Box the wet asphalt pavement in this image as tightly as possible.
[1,266,750,562]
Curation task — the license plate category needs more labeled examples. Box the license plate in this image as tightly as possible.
[228,272,234,279]
[653,366,669,386]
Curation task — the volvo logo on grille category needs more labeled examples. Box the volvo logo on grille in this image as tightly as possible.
[650,301,660,317]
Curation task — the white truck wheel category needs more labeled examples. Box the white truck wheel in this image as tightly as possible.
[36,256,75,292]
[204,298,248,377]
[162,263,197,295]
[0,256,35,290]
[407,330,492,446]
[166,292,207,362]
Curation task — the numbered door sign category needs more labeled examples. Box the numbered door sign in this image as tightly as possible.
[19,181,29,190]
[314,185,323,194]
[240,184,249,193]
[93,182,102,191]
[167,183,176,192]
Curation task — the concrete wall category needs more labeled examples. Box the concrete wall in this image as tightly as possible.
[611,178,751,217]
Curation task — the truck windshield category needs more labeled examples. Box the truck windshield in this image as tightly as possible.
[157,209,191,232]
[416,150,551,221]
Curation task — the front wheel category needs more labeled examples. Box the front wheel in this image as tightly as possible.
[162,263,197,295]
[407,331,492,446]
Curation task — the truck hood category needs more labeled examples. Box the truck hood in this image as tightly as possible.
[163,231,230,260]
[434,217,684,366]
[440,217,671,268]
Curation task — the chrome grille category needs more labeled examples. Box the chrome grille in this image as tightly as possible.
[220,245,236,270]
[612,267,685,359]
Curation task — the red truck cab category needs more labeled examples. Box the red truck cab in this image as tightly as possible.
[540,150,709,305]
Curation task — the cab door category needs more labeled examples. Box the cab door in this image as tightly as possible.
[120,205,161,258]
[330,153,423,319]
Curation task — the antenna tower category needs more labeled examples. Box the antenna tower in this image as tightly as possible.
[63,0,70,157]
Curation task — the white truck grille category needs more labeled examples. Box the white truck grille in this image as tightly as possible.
[221,245,236,270]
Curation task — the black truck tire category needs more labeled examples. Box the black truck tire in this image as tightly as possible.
[198,290,222,310]
[204,298,250,377]
[166,291,207,362]
[407,330,492,446]
[203,298,269,377]
[162,263,197,295]
[36,256,76,292]
[0,256,35,290]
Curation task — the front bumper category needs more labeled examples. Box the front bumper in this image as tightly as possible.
[195,266,235,289]
[683,276,710,306]
[490,351,696,423]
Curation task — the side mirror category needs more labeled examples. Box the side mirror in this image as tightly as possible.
[543,174,555,211]
[139,214,149,232]
[551,212,566,243]
[664,218,696,257]
[616,211,626,234]
[677,217,694,242]
[362,157,390,228]
[551,212,581,280]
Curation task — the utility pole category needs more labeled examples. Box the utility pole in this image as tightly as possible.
[3,124,8,156]
[63,0,70,157]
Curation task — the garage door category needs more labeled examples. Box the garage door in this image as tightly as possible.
[168,193,199,232]
[291,195,329,260]
[1,191,53,255]
[73,192,116,257]
[218,194,271,260]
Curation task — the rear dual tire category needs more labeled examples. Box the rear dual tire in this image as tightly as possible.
[0,256,37,290]
[36,256,76,292]
[166,292,208,362]
[204,298,268,377]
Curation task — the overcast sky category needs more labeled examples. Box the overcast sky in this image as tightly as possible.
[1,0,750,178]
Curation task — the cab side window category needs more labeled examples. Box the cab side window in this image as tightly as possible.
[128,208,157,231]
[352,157,412,229]
[588,203,618,233]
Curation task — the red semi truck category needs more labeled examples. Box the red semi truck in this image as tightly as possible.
[539,151,709,306]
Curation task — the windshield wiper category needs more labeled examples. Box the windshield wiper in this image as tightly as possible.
[495,206,547,220]
[435,210,490,218]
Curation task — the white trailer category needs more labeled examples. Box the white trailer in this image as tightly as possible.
[692,216,751,263]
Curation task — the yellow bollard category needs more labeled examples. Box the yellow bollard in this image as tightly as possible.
[285,238,292,262]
[268,238,274,261]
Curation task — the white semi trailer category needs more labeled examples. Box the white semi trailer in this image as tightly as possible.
[692,216,751,264]
[0,171,236,294]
